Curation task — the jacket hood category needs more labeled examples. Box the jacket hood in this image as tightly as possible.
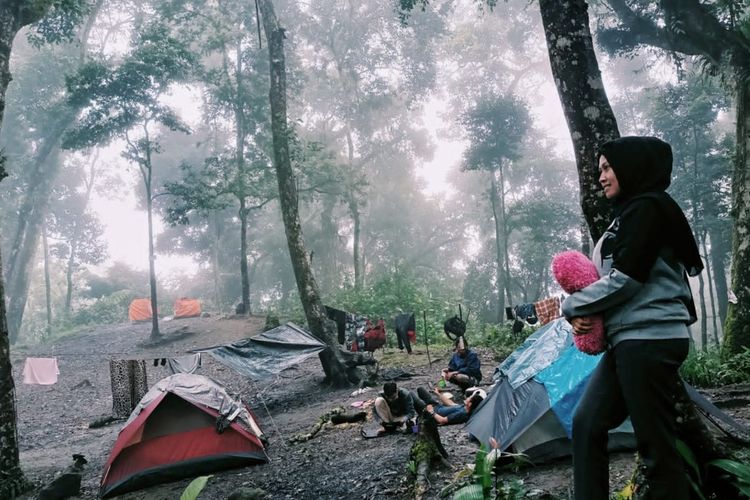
[597,136,673,202]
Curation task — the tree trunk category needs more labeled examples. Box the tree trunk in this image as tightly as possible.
[538,0,619,242]
[4,0,101,342]
[5,145,64,342]
[500,167,513,310]
[258,0,355,387]
[65,239,76,317]
[212,213,224,311]
[234,39,251,315]
[489,173,506,323]
[708,226,729,328]
[145,170,160,339]
[697,266,708,351]
[348,195,363,290]
[701,234,720,345]
[0,253,31,498]
[1,2,57,494]
[320,195,339,292]
[42,219,52,340]
[580,217,591,257]
[239,200,251,314]
[724,80,750,357]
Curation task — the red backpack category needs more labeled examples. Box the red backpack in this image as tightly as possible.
[363,319,386,351]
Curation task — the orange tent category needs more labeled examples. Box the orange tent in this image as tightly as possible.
[128,298,153,322]
[173,298,201,319]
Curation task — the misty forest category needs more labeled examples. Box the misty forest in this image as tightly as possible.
[2,0,750,499]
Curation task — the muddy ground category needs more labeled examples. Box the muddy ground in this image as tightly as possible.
[10,316,750,499]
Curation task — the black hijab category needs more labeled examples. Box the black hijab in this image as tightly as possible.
[597,136,704,277]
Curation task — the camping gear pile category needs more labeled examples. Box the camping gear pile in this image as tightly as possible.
[325,306,399,353]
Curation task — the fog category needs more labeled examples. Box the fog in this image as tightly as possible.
[0,0,733,346]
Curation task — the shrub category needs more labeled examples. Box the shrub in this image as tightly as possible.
[69,289,139,327]
[680,345,750,387]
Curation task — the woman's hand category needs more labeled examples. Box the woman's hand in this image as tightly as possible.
[570,317,593,336]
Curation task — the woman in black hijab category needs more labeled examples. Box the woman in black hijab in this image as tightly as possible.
[562,136,703,500]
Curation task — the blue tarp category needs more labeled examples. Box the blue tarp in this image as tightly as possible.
[534,345,603,437]
[499,318,573,388]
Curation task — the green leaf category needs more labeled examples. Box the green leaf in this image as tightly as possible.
[709,459,750,483]
[685,474,707,500]
[676,439,701,481]
[453,483,484,500]
[180,475,212,500]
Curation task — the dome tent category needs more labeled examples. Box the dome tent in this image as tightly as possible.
[100,373,266,498]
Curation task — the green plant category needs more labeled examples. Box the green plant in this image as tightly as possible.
[680,345,750,387]
[675,439,706,500]
[451,445,528,500]
[718,347,750,384]
[708,458,750,497]
[180,475,211,500]
[407,460,417,475]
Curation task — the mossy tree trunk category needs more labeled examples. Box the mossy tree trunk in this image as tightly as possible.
[258,0,356,387]
[538,0,619,242]
[0,3,59,495]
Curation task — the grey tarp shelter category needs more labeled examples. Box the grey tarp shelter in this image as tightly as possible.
[196,322,327,379]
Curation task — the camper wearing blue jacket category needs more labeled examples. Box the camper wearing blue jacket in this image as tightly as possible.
[442,336,482,392]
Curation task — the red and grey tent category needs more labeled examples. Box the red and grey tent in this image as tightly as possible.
[100,373,267,498]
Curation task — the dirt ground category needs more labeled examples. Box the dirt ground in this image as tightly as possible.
[10,316,750,500]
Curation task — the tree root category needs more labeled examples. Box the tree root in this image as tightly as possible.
[288,406,348,443]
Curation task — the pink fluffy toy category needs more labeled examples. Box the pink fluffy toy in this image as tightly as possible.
[552,251,607,355]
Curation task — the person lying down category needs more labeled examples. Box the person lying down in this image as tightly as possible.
[412,386,485,425]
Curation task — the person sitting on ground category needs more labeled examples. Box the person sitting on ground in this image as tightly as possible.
[442,335,482,392]
[373,382,416,433]
[412,386,485,426]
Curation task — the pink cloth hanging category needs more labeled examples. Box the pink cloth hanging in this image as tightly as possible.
[23,357,60,385]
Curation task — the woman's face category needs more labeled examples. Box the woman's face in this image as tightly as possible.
[598,155,621,199]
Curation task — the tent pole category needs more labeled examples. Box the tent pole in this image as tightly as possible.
[423,310,432,367]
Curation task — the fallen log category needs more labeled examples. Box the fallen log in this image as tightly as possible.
[289,406,366,443]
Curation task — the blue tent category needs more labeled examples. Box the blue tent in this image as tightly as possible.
[464,318,635,462]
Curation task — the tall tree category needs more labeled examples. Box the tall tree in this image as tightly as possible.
[645,72,732,345]
[3,0,102,343]
[461,94,529,322]
[159,0,281,314]
[258,0,361,386]
[297,0,442,290]
[595,0,750,356]
[63,25,195,339]
[0,1,83,494]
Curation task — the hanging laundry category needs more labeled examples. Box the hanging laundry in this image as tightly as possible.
[394,313,416,353]
[167,353,202,374]
[325,305,349,345]
[534,296,562,326]
[109,360,148,418]
[513,303,538,325]
[23,357,60,385]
